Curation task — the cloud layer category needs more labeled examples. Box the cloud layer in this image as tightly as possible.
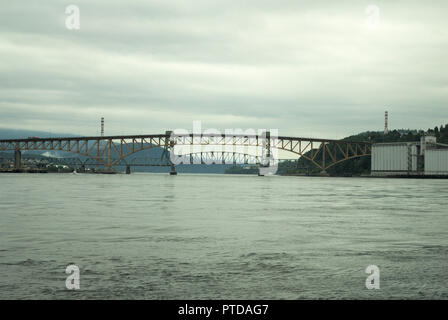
[1,0,447,138]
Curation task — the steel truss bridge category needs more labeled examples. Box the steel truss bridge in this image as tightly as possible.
[0,132,372,173]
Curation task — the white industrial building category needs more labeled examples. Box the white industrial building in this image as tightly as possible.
[371,136,448,177]
[425,149,448,175]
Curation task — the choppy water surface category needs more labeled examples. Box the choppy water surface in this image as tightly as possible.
[0,173,447,299]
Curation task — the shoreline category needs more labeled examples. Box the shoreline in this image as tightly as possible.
[3,169,448,179]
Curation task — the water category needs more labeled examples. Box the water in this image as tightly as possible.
[0,173,447,299]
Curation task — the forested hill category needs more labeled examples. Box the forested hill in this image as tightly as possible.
[278,123,448,176]
[342,124,448,144]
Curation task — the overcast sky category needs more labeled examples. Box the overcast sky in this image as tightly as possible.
[0,0,447,138]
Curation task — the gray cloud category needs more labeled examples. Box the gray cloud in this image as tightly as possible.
[0,0,447,138]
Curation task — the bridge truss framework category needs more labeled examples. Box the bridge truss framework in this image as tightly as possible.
[0,132,371,172]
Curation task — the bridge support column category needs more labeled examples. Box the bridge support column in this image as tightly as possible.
[106,139,113,172]
[266,131,271,159]
[170,162,177,175]
[14,150,22,170]
[165,130,177,175]
[126,165,131,174]
[319,170,329,176]
[258,131,271,176]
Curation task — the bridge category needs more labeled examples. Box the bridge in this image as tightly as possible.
[0,132,372,174]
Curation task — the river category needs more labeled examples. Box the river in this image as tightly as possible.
[0,173,447,299]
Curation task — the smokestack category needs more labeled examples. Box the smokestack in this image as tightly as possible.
[384,111,389,135]
[101,117,104,137]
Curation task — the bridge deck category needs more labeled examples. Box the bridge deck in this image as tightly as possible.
[0,133,370,144]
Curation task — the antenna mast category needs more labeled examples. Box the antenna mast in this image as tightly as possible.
[384,111,389,135]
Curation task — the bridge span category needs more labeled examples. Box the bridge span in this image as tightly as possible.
[0,132,371,173]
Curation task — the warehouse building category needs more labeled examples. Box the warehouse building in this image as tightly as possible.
[371,136,448,177]
[425,149,448,175]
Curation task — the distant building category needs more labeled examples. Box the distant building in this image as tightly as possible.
[371,135,448,177]
[425,149,448,175]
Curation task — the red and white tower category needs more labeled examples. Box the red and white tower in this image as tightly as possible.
[384,111,389,135]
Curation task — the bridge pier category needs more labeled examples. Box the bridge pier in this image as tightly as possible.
[14,150,22,170]
[170,163,177,175]
[258,131,271,176]
[319,170,329,176]
[165,130,177,175]
[126,165,131,174]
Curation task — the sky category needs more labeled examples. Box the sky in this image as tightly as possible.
[0,0,447,138]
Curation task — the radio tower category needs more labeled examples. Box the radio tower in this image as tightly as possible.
[384,111,389,135]
[101,117,104,136]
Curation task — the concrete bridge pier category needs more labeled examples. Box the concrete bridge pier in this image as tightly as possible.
[258,131,271,176]
[319,170,329,176]
[165,130,177,175]
[258,165,271,176]
[126,165,131,174]
[14,150,22,170]
[170,162,177,175]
